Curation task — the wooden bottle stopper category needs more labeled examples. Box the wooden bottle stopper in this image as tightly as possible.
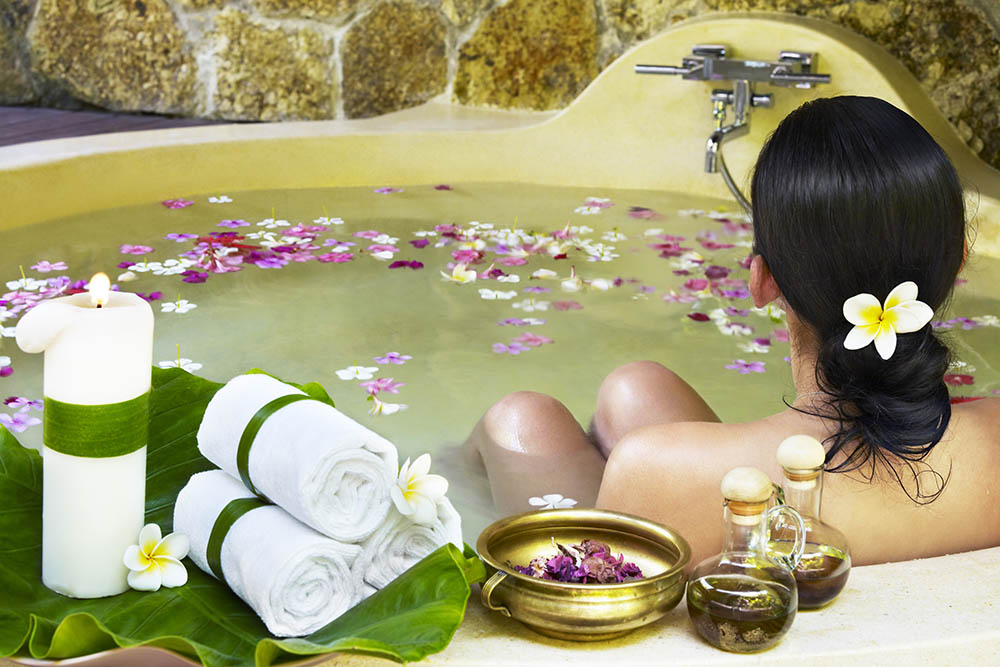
[777,435,826,483]
[721,467,772,522]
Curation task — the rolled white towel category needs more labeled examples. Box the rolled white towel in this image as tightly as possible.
[355,498,463,590]
[174,470,362,638]
[197,373,399,542]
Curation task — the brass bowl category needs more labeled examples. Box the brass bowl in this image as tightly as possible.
[476,508,691,641]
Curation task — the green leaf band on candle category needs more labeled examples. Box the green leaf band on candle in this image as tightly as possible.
[43,392,150,458]
[237,394,321,498]
[206,497,271,583]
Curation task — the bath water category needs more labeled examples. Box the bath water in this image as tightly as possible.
[2,182,998,542]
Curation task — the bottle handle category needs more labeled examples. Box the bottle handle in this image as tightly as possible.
[766,504,806,570]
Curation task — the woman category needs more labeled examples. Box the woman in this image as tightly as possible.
[464,96,1000,566]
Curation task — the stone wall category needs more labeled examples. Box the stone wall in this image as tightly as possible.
[1,0,999,168]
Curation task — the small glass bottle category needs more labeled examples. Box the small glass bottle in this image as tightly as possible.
[687,467,806,653]
[769,434,851,609]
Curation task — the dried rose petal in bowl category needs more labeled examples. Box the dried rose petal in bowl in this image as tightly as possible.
[511,538,643,584]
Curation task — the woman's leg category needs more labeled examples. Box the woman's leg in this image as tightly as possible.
[590,361,720,458]
[463,391,606,517]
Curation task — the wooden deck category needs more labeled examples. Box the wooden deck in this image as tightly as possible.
[0,106,228,147]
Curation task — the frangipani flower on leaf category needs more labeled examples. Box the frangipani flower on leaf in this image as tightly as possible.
[391,454,448,525]
[843,281,934,360]
[123,523,189,592]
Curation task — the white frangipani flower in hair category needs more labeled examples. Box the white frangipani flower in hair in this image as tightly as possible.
[391,454,448,525]
[843,281,934,360]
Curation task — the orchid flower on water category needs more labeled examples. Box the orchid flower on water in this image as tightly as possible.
[843,281,934,360]
[123,524,189,592]
[390,454,448,525]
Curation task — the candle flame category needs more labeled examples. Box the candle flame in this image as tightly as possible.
[89,272,111,307]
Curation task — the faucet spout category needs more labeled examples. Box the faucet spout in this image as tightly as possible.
[705,123,749,173]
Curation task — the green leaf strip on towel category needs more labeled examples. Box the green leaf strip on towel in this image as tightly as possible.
[206,497,271,583]
[43,392,149,458]
[237,393,320,498]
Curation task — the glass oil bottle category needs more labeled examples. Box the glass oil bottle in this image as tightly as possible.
[686,467,806,653]
[769,434,851,609]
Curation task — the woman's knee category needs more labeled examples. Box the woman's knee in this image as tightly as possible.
[481,391,581,455]
[597,361,681,414]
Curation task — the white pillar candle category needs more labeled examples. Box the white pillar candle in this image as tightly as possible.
[15,274,154,598]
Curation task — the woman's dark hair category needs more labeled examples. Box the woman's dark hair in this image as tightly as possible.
[751,96,966,503]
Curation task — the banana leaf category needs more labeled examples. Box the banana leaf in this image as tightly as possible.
[0,367,485,666]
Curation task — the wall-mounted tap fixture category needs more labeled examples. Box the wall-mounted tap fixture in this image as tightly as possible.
[636,46,831,215]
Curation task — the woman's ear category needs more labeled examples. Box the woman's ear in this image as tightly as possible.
[749,255,782,308]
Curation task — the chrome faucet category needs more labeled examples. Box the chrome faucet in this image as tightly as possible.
[636,45,831,214]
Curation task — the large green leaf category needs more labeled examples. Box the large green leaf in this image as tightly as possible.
[0,368,485,666]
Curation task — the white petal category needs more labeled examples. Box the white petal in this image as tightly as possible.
[844,323,879,350]
[155,556,188,588]
[412,473,448,499]
[528,497,547,506]
[555,498,578,508]
[409,453,432,478]
[883,281,919,310]
[410,495,438,525]
[127,565,162,592]
[843,293,882,326]
[397,456,412,480]
[873,323,898,360]
[390,485,414,515]
[887,300,934,334]
[541,493,565,504]
[155,532,190,560]
[138,524,161,555]
[123,544,149,572]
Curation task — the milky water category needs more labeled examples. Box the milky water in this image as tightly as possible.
[2,183,998,541]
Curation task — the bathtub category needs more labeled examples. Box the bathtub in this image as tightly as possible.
[2,12,998,666]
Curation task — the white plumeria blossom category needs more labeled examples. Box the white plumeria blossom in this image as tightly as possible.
[590,278,613,291]
[131,259,195,276]
[158,358,203,372]
[372,234,399,244]
[479,288,517,300]
[574,206,602,215]
[459,239,487,251]
[673,252,705,271]
[561,277,583,292]
[371,251,395,261]
[468,221,494,230]
[739,340,771,354]
[208,195,232,203]
[512,299,549,312]
[643,228,665,236]
[257,218,290,229]
[123,523,189,592]
[531,269,558,279]
[843,281,934,360]
[496,274,521,283]
[335,365,379,380]
[327,244,353,253]
[0,308,14,323]
[6,277,47,291]
[161,299,197,314]
[413,230,437,237]
[117,271,138,282]
[972,314,1000,327]
[947,359,976,372]
[441,264,477,284]
[751,304,786,322]
[521,317,546,326]
[369,397,408,416]
[246,230,277,242]
[528,494,578,510]
[1,327,15,338]
[603,230,627,242]
[391,454,448,525]
[718,321,753,336]
[313,216,344,225]
[0,356,10,367]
